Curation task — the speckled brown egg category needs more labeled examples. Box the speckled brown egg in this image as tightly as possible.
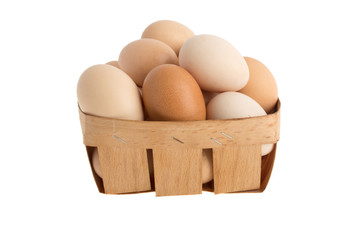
[239,57,278,113]
[118,39,178,87]
[142,64,206,121]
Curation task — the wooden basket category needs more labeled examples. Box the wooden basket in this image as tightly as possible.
[79,100,280,196]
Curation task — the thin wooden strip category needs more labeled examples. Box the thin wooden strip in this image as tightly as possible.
[153,148,202,196]
[213,145,261,194]
[80,101,280,148]
[97,146,151,194]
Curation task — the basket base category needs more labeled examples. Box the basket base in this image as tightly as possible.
[86,144,277,196]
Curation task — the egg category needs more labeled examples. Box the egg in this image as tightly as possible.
[141,20,194,55]
[143,64,206,121]
[92,148,102,178]
[202,149,213,184]
[77,64,144,120]
[106,60,120,68]
[179,34,249,92]
[207,92,273,156]
[118,39,178,87]
[239,57,278,113]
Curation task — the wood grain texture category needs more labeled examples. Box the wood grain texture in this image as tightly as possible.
[152,148,202,196]
[203,143,277,193]
[213,145,261,194]
[79,102,280,149]
[97,146,151,194]
[79,101,281,196]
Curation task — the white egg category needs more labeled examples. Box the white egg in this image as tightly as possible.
[179,34,249,92]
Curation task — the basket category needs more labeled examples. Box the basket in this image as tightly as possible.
[79,100,280,196]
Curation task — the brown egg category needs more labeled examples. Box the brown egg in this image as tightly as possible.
[142,20,194,55]
[239,57,278,113]
[142,64,206,121]
[106,60,120,68]
[118,39,178,87]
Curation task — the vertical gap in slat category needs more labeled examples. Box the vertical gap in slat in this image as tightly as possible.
[259,144,277,192]
[86,146,104,193]
[146,149,155,191]
[202,148,214,190]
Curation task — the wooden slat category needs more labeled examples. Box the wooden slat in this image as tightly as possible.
[213,145,261,194]
[79,101,281,196]
[97,146,151,194]
[152,148,202,196]
[79,101,280,149]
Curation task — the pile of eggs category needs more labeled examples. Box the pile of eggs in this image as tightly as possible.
[77,20,278,185]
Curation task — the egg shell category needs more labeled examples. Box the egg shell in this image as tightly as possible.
[92,148,102,178]
[207,92,273,156]
[118,39,178,87]
[106,60,120,69]
[143,64,206,121]
[239,57,278,113]
[202,149,213,184]
[77,64,144,120]
[142,20,194,55]
[179,34,249,92]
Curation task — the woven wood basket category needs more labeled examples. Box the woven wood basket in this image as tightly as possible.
[79,100,280,196]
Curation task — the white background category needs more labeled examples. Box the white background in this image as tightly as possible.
[1,0,359,239]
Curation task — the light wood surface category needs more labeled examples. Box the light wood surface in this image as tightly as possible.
[79,105,280,149]
[213,145,261,193]
[153,148,202,196]
[97,146,151,194]
[79,100,281,196]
